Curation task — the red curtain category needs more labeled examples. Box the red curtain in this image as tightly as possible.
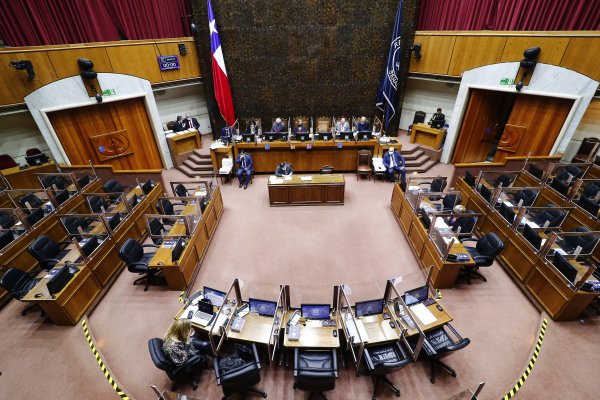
[0,0,191,47]
[418,0,600,31]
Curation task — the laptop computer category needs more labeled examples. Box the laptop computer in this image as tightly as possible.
[193,300,216,327]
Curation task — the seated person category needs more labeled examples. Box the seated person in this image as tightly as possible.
[383,147,405,182]
[429,108,445,128]
[357,116,370,132]
[220,126,233,144]
[183,113,200,130]
[275,162,292,177]
[271,118,286,133]
[235,150,253,189]
[173,115,185,132]
[162,319,209,367]
[445,205,467,226]
[335,117,350,133]
[293,119,307,136]
[246,120,257,135]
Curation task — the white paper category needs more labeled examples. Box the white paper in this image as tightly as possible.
[434,218,450,229]
[526,220,540,229]
[410,303,437,325]
[284,176,292,181]
[300,176,313,181]
[166,133,176,138]
[194,191,207,197]
[554,248,567,255]
[344,314,369,344]
[503,201,514,207]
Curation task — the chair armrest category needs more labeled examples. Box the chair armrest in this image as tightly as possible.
[331,348,338,377]
[472,255,494,265]
[128,261,151,268]
[142,244,159,248]
[459,237,477,244]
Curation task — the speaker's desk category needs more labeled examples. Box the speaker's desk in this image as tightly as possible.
[1,161,58,189]
[390,183,476,288]
[268,174,345,206]
[410,123,445,149]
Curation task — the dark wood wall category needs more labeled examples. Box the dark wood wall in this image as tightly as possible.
[191,0,419,134]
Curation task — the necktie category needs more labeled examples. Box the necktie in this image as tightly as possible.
[391,154,395,167]
[242,157,246,169]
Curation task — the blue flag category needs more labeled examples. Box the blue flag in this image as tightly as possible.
[376,1,403,132]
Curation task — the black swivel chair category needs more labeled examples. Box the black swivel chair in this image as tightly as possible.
[0,211,16,229]
[157,199,185,216]
[54,189,70,206]
[26,208,45,226]
[439,194,462,212]
[19,193,43,209]
[77,175,91,189]
[450,210,476,236]
[294,348,338,400]
[148,218,169,245]
[422,323,470,384]
[582,182,600,198]
[531,205,566,227]
[103,179,125,193]
[361,342,411,399]
[492,174,513,188]
[0,230,15,250]
[118,239,160,291]
[464,170,476,187]
[0,268,42,316]
[40,175,57,189]
[88,195,109,213]
[499,202,515,225]
[63,216,89,237]
[460,232,505,284]
[550,178,569,197]
[174,184,190,197]
[528,164,544,180]
[560,226,598,255]
[430,177,446,193]
[28,235,72,271]
[148,338,208,390]
[513,189,536,206]
[556,165,583,182]
[214,343,267,399]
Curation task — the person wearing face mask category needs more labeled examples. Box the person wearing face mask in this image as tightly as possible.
[383,147,405,182]
[235,150,253,189]
[183,113,200,130]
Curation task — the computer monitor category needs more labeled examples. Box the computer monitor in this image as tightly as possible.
[280,132,289,141]
[357,131,372,141]
[301,304,330,320]
[295,132,311,142]
[25,153,49,166]
[81,235,100,257]
[431,120,445,129]
[47,264,76,296]
[578,195,599,217]
[141,179,153,195]
[197,299,214,315]
[355,298,384,317]
[203,286,226,307]
[419,209,431,230]
[249,298,277,317]
[338,131,354,141]
[403,286,429,306]
[171,238,185,262]
[552,253,578,284]
[523,224,542,250]
[264,132,278,142]
[241,133,255,143]
[319,132,333,141]
[479,185,492,203]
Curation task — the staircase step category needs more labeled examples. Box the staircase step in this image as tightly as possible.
[401,149,425,161]
[406,159,436,173]
[188,154,213,165]
[405,155,430,167]
[183,160,214,171]
[176,164,216,178]
[193,149,212,159]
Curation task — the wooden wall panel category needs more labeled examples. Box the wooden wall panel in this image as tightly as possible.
[47,97,164,170]
[104,44,162,83]
[155,40,201,82]
[47,47,113,79]
[409,35,456,75]
[560,37,600,81]
[500,36,570,65]
[448,36,507,75]
[0,51,58,105]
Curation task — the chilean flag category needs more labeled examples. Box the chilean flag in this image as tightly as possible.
[208,0,235,125]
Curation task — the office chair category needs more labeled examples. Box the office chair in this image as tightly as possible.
[407,110,426,135]
[528,164,544,180]
[439,194,462,212]
[148,338,209,391]
[356,150,372,181]
[513,189,536,207]
[422,323,470,384]
[294,348,338,400]
[499,202,515,225]
[25,148,42,156]
[459,232,505,284]
[0,268,42,316]
[561,226,598,255]
[572,137,600,163]
[157,199,186,217]
[26,208,45,226]
[214,342,267,399]
[0,230,15,250]
[479,185,493,203]
[361,342,411,399]
[63,216,89,237]
[464,170,476,187]
[118,238,160,291]
[148,218,169,245]
[0,154,17,169]
[174,184,190,198]
[41,175,68,190]
[77,174,91,189]
[54,189,70,206]
[41,175,57,189]
[531,205,565,227]
[556,165,583,182]
[88,195,108,213]
[450,210,476,236]
[28,235,72,271]
[582,182,600,198]
[578,195,600,217]
[550,178,569,197]
[19,193,43,209]
[0,211,16,229]
[427,178,447,201]
[103,179,124,193]
[492,174,513,188]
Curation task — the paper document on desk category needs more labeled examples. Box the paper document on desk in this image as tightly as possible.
[410,303,437,326]
[300,176,313,181]
[284,175,292,181]
[554,248,567,255]
[503,201,514,207]
[525,220,540,229]
[344,314,369,344]
[194,191,207,197]
[166,133,177,138]
[434,218,450,229]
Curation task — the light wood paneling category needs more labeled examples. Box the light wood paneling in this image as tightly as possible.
[500,36,570,65]
[47,97,164,170]
[409,35,456,75]
[448,36,507,75]
[155,41,201,82]
[47,47,113,79]
[105,44,162,83]
[560,37,600,81]
[0,51,58,105]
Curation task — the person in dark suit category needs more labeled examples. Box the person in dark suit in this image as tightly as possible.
[220,126,233,144]
[173,116,185,132]
[429,108,445,128]
[271,118,285,133]
[357,116,370,132]
[383,147,405,182]
[235,150,253,189]
[183,113,200,130]
[275,162,292,177]
[293,119,307,135]
[246,120,257,135]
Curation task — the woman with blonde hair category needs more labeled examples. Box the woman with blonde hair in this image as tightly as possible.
[162,319,210,366]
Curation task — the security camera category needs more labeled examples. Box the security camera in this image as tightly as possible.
[9,60,35,79]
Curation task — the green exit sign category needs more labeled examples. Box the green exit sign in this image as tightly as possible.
[102,89,116,96]
[499,78,514,85]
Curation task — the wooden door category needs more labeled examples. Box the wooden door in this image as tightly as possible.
[493,94,574,163]
[452,89,514,163]
[48,98,164,170]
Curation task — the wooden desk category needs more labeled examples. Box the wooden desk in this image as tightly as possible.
[227,313,274,345]
[268,174,345,206]
[167,129,202,156]
[236,140,378,173]
[1,162,58,189]
[283,311,340,349]
[357,313,400,344]
[390,184,476,288]
[410,123,445,149]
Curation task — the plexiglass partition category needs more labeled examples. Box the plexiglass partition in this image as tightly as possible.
[476,170,520,189]
[58,213,110,240]
[84,192,132,214]
[144,214,194,244]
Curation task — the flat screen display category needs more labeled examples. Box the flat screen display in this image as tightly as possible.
[301,304,330,320]
[203,286,226,307]
[403,286,429,306]
[249,298,277,317]
[355,298,384,317]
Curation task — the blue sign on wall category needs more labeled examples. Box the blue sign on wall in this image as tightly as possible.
[158,55,180,71]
